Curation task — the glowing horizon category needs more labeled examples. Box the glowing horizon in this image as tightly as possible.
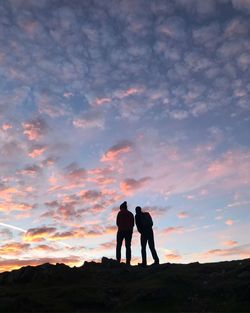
[0,0,250,273]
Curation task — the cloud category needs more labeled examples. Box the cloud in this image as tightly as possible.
[163,226,184,235]
[0,228,13,241]
[99,240,116,250]
[24,226,57,242]
[0,186,23,201]
[203,244,250,259]
[63,163,86,185]
[17,164,42,176]
[73,111,105,129]
[94,97,112,106]
[231,0,250,13]
[142,206,170,217]
[101,140,133,162]
[0,242,30,256]
[2,123,12,131]
[178,211,189,219]
[0,256,81,273]
[225,219,234,226]
[22,118,48,141]
[223,240,238,246]
[165,253,182,262]
[28,145,47,158]
[0,202,35,212]
[224,18,249,37]
[120,177,151,194]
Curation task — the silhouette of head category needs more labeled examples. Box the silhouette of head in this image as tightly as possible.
[135,206,142,214]
[120,201,127,211]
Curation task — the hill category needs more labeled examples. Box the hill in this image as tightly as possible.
[0,257,249,312]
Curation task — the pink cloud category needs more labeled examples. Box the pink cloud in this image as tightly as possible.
[0,202,35,212]
[163,226,184,235]
[203,244,250,259]
[165,253,182,262]
[225,219,234,226]
[94,97,112,106]
[178,211,189,219]
[0,187,23,202]
[101,140,133,162]
[17,165,41,176]
[28,145,47,158]
[142,206,170,217]
[0,256,81,273]
[120,177,151,194]
[22,118,48,141]
[24,226,57,242]
[117,87,144,98]
[99,240,116,250]
[73,111,104,129]
[0,242,30,256]
[223,240,238,247]
[2,123,12,131]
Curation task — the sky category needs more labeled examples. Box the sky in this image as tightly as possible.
[0,0,250,272]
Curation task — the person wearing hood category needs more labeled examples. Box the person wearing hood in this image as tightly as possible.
[116,201,134,265]
[135,206,159,267]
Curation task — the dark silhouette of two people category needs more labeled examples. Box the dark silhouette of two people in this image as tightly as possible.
[116,201,159,267]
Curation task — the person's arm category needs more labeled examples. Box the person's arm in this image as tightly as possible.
[116,212,120,227]
[135,215,142,233]
[131,212,135,227]
[148,213,153,227]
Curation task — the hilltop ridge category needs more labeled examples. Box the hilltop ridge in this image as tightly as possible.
[0,257,249,312]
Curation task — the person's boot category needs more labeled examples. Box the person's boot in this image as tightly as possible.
[151,260,159,266]
[138,262,147,268]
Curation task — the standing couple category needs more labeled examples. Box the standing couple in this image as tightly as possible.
[116,201,159,266]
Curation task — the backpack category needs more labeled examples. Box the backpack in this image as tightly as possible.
[141,212,153,229]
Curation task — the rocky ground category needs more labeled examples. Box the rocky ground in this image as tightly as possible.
[0,257,249,312]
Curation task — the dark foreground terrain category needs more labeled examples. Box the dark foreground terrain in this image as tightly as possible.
[0,257,249,312]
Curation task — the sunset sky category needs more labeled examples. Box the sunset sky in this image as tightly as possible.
[0,0,250,272]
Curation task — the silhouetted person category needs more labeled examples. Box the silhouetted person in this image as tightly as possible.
[135,206,159,267]
[116,201,134,265]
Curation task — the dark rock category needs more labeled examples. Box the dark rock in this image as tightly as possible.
[0,258,249,312]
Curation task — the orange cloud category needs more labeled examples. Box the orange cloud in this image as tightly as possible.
[165,253,182,262]
[120,177,151,194]
[0,187,22,201]
[24,226,57,242]
[2,123,12,131]
[101,140,133,162]
[0,202,35,212]
[99,240,116,250]
[225,219,234,226]
[0,256,81,273]
[28,146,47,158]
[178,211,189,219]
[163,226,184,235]
[0,242,30,256]
[223,240,238,246]
[203,244,250,259]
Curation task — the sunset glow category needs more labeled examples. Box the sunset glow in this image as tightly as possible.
[0,0,250,272]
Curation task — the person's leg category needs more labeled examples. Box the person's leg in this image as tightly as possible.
[125,230,133,265]
[116,231,123,262]
[148,229,159,264]
[140,233,147,266]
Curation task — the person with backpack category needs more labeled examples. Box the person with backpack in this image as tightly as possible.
[135,206,159,267]
[116,201,134,265]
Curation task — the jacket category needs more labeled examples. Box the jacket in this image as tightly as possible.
[116,209,134,231]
